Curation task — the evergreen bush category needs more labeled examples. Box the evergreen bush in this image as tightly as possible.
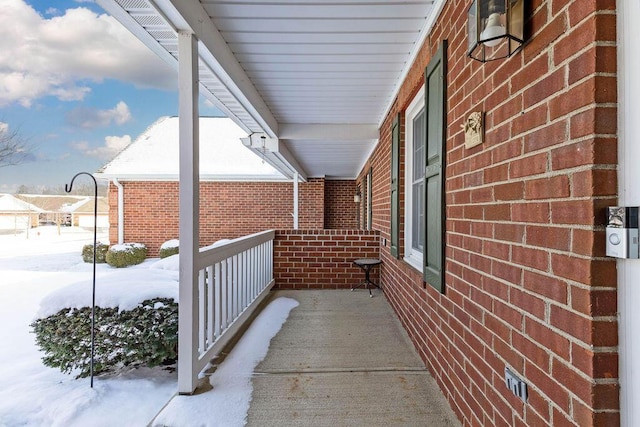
[105,243,147,268]
[159,239,179,259]
[81,243,109,263]
[30,298,178,378]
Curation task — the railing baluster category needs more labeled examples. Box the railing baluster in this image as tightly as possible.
[268,240,273,281]
[214,261,221,337]
[259,243,264,292]
[251,248,258,293]
[233,254,239,318]
[238,251,249,308]
[207,265,214,345]
[191,230,275,378]
[228,257,233,322]
[221,258,228,331]
[198,269,206,353]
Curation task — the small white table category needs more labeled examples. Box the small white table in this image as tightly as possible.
[352,258,382,297]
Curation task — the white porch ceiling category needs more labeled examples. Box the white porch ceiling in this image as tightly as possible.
[97,0,442,179]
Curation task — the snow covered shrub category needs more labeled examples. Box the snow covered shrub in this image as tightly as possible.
[106,243,148,268]
[30,298,178,378]
[159,239,179,259]
[81,242,109,263]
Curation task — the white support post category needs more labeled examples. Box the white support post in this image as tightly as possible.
[618,1,640,424]
[177,30,200,395]
[113,179,124,244]
[293,172,299,229]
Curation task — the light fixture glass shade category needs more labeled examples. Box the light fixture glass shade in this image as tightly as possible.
[480,13,506,47]
[468,0,524,62]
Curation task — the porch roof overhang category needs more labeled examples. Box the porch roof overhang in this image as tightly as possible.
[96,0,444,180]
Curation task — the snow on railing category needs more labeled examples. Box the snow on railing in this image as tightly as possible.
[192,230,275,378]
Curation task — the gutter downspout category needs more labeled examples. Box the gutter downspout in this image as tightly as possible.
[113,178,124,244]
[293,172,299,229]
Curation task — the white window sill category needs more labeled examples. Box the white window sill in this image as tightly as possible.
[403,253,423,273]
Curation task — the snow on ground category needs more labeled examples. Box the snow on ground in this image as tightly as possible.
[0,226,298,426]
[152,298,299,427]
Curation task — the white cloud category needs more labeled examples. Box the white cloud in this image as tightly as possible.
[72,134,131,160]
[0,0,175,107]
[66,101,132,129]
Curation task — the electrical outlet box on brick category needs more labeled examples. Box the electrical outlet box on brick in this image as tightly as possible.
[505,367,528,402]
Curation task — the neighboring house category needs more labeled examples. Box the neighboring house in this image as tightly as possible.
[14,194,108,229]
[99,1,637,425]
[60,197,109,229]
[95,116,358,255]
[0,194,42,231]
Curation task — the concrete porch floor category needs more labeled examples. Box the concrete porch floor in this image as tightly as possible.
[245,289,460,426]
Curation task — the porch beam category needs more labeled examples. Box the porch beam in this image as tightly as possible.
[279,123,379,141]
[153,0,279,138]
[177,30,200,395]
[241,134,308,181]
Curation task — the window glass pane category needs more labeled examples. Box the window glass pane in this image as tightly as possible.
[413,108,425,181]
[410,106,426,254]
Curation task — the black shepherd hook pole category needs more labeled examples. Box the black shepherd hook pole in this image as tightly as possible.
[65,172,98,388]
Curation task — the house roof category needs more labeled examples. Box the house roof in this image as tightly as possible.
[15,194,87,212]
[0,194,44,213]
[96,0,445,180]
[70,197,109,214]
[96,116,287,181]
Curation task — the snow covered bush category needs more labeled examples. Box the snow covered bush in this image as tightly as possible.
[81,242,109,263]
[106,243,147,268]
[30,298,178,378]
[159,239,179,259]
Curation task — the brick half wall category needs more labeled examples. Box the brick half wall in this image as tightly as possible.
[274,229,380,289]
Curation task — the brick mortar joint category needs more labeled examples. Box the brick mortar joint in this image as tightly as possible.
[447,137,617,175]
[446,233,596,256]
[447,219,599,232]
[448,259,614,317]
[593,346,618,353]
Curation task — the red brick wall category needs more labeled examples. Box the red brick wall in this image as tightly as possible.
[108,179,328,256]
[364,2,618,426]
[274,229,380,289]
[108,178,359,256]
[325,180,358,229]
[299,178,325,229]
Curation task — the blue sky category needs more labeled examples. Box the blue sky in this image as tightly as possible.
[0,0,221,192]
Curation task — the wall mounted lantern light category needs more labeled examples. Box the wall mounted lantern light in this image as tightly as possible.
[468,0,524,62]
[354,192,361,203]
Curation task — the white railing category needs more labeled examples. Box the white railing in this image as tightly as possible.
[179,229,275,393]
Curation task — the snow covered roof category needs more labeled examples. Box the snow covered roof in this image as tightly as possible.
[0,194,43,213]
[59,197,91,214]
[15,194,87,212]
[70,197,109,214]
[96,117,287,181]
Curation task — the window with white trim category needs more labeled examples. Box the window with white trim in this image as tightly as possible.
[404,86,425,271]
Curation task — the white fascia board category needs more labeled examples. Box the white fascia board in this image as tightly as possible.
[153,0,279,137]
[241,135,308,181]
[271,147,308,182]
[94,173,289,182]
[355,138,381,179]
[279,123,379,141]
[198,88,253,134]
[325,176,359,181]
[97,0,178,70]
[378,0,446,128]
